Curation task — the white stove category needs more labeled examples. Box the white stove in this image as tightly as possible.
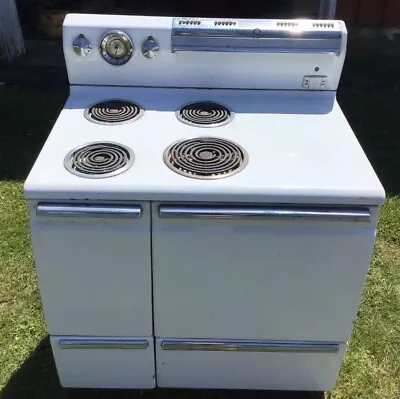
[25,13,385,392]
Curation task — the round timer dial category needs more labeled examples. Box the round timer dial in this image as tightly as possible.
[100,31,133,65]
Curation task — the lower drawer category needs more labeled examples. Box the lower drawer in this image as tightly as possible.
[51,336,155,388]
[156,338,347,391]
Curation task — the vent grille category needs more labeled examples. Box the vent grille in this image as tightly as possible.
[84,100,143,125]
[215,20,237,26]
[277,21,299,27]
[64,142,134,178]
[178,19,201,25]
[164,137,248,180]
[177,102,232,127]
[312,22,335,28]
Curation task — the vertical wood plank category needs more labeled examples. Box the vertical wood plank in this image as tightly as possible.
[336,0,360,26]
[383,0,400,27]
[356,0,385,27]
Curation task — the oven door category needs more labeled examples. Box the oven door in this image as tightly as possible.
[152,202,379,342]
[29,201,153,338]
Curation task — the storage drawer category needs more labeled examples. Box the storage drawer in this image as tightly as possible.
[156,338,346,391]
[51,336,155,388]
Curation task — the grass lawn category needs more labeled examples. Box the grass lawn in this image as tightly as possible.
[0,54,400,399]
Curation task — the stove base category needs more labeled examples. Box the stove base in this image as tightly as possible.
[155,338,347,391]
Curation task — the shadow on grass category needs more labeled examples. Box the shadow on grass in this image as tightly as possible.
[1,336,324,399]
[0,67,67,182]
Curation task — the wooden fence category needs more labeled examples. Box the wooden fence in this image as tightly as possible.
[337,0,400,27]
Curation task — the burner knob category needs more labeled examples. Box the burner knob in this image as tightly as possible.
[72,34,92,57]
[141,36,160,59]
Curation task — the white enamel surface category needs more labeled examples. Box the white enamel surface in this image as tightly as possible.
[24,86,385,205]
[29,201,153,336]
[51,336,155,388]
[152,204,379,341]
[155,339,346,390]
[24,13,385,392]
[63,14,347,90]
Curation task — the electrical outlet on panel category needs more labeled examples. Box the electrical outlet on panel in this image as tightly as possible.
[302,75,328,90]
[302,77,311,89]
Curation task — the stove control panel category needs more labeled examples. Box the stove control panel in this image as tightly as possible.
[63,14,347,90]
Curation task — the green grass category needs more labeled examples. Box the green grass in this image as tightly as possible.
[332,198,400,399]
[1,54,400,398]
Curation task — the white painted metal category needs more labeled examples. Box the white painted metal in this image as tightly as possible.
[63,14,347,90]
[152,204,379,341]
[24,13,386,392]
[51,336,155,388]
[24,87,385,205]
[28,201,152,336]
[155,338,347,390]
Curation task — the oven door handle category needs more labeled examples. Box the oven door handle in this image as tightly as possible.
[59,338,149,350]
[158,205,370,222]
[36,203,142,219]
[161,339,340,353]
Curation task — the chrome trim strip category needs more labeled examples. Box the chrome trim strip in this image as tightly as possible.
[171,44,341,54]
[37,203,142,218]
[59,339,149,349]
[161,339,340,353]
[158,206,370,222]
[171,18,342,54]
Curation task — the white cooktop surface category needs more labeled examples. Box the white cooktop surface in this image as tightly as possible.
[24,86,384,205]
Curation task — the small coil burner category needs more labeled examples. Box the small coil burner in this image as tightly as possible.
[64,142,134,178]
[176,102,233,127]
[164,136,248,180]
[84,100,143,125]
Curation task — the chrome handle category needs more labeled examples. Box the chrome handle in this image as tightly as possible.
[158,206,370,222]
[161,339,339,353]
[37,203,142,218]
[59,339,149,349]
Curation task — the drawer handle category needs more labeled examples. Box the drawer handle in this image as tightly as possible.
[59,339,149,349]
[37,203,142,219]
[161,339,340,353]
[158,206,370,222]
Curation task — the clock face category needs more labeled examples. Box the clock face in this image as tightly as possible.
[100,31,133,65]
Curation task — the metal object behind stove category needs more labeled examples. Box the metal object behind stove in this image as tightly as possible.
[64,141,134,178]
[171,17,342,54]
[320,0,337,19]
[164,137,248,180]
[176,102,232,127]
[84,100,143,125]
